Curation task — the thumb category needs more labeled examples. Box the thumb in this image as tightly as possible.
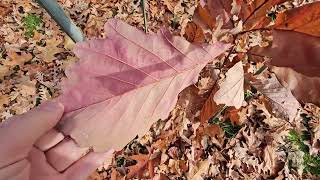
[0,101,64,167]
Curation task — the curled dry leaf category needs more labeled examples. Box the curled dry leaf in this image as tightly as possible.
[275,2,320,37]
[213,61,244,109]
[58,19,230,152]
[252,74,301,121]
[272,66,320,106]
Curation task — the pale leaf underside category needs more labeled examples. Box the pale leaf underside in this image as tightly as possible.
[58,19,230,152]
[253,75,301,121]
[213,61,244,109]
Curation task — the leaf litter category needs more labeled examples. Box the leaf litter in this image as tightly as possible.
[0,0,320,179]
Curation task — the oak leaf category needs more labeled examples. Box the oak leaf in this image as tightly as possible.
[3,51,32,67]
[126,154,149,179]
[275,2,320,37]
[58,19,230,152]
[252,74,301,121]
[213,61,244,109]
[37,38,64,63]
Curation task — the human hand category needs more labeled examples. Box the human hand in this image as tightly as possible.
[0,101,114,180]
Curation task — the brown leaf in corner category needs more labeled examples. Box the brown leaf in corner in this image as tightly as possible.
[275,2,320,37]
[240,0,287,30]
[270,30,320,77]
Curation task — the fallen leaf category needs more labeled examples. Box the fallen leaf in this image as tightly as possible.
[37,38,64,63]
[213,61,244,109]
[207,0,233,28]
[270,30,320,77]
[190,160,210,180]
[194,0,233,30]
[162,0,180,12]
[252,74,301,121]
[240,0,287,30]
[0,2,12,26]
[225,107,241,125]
[200,86,223,123]
[275,2,320,37]
[58,19,230,152]
[0,66,9,80]
[0,95,9,108]
[63,35,75,50]
[184,22,205,43]
[196,4,215,29]
[87,171,104,180]
[272,66,320,106]
[3,51,33,67]
[238,0,266,20]
[127,154,149,179]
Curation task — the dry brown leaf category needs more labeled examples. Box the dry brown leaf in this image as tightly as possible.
[87,171,104,180]
[63,35,75,50]
[200,85,223,123]
[252,74,301,121]
[214,61,244,109]
[238,0,266,20]
[240,0,287,30]
[272,66,320,106]
[271,30,320,77]
[4,51,33,67]
[195,4,216,30]
[162,0,180,12]
[275,2,320,37]
[127,154,149,179]
[190,160,210,179]
[225,107,241,125]
[207,0,233,28]
[37,38,64,63]
[110,167,121,180]
[194,0,233,30]
[0,2,12,26]
[184,22,205,43]
[0,95,9,108]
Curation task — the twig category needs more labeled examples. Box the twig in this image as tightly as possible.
[253,64,267,76]
[141,0,148,33]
